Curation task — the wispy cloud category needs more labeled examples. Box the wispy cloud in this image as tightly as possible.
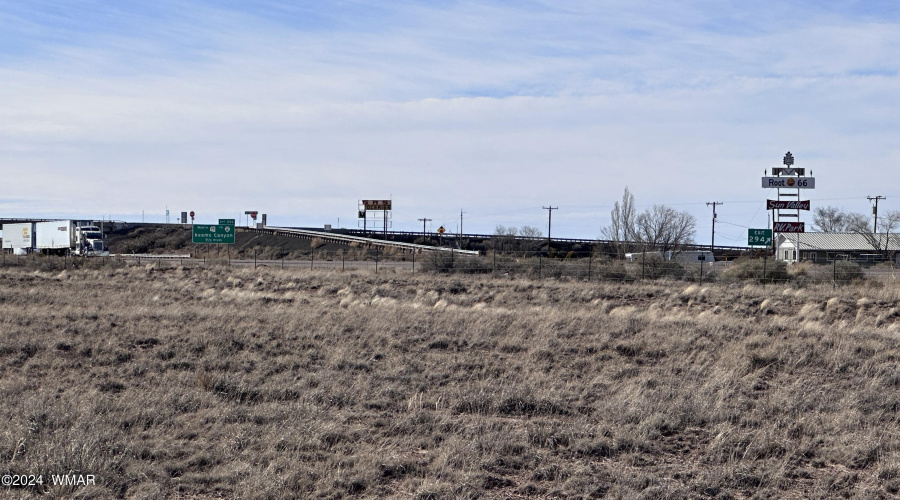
[1,1,899,241]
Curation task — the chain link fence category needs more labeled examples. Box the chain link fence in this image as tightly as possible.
[3,249,897,287]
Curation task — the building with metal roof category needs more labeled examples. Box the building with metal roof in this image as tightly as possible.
[776,233,900,264]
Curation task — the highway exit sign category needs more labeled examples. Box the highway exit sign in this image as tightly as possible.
[748,229,772,247]
[192,223,235,244]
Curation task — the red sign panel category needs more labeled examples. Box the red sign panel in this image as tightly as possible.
[774,222,805,233]
[767,200,810,210]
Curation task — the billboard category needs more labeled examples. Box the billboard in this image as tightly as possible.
[762,177,815,189]
[767,200,811,210]
[362,200,392,210]
[773,222,805,233]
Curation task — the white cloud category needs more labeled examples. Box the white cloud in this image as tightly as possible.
[1,1,899,240]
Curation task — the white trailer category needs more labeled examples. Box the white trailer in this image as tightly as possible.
[625,250,715,263]
[35,221,75,250]
[33,220,109,256]
[1,223,35,251]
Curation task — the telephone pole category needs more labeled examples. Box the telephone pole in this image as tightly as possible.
[460,209,465,236]
[417,217,432,238]
[868,196,886,233]
[706,202,723,252]
[543,206,558,250]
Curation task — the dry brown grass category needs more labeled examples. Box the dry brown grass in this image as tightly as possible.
[3,266,900,498]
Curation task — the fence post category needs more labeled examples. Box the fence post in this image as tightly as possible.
[539,253,542,279]
[375,247,379,274]
[342,253,345,271]
[311,252,314,271]
[699,261,703,286]
[763,254,767,286]
[833,259,837,289]
[412,251,415,274]
[641,247,646,283]
[254,249,257,269]
[588,250,592,281]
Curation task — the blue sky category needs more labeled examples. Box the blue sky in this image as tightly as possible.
[2,1,900,244]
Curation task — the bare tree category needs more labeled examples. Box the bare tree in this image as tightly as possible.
[634,205,697,254]
[878,210,900,234]
[518,226,543,238]
[602,187,636,256]
[812,206,850,232]
[842,211,884,252]
[879,210,900,259]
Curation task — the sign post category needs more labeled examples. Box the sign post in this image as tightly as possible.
[764,152,814,259]
[359,199,392,237]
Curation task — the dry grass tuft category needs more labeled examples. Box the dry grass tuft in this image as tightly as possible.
[2,266,900,498]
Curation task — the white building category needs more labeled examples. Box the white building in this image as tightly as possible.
[776,233,900,264]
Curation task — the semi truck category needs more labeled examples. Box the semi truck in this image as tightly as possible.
[4,221,110,256]
[1,223,35,254]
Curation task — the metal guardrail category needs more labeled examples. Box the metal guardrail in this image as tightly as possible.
[255,227,480,256]
[297,227,755,253]
[114,254,191,259]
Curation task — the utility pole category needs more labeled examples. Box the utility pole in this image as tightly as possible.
[543,206,558,251]
[706,202,723,252]
[418,217,432,238]
[868,196,886,233]
[460,210,465,236]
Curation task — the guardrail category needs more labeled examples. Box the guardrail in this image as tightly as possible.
[294,227,755,253]
[255,227,480,256]
[114,254,191,259]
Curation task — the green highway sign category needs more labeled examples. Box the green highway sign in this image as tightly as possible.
[192,223,235,244]
[748,229,772,247]
[219,219,235,225]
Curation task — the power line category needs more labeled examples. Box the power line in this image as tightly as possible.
[417,217,432,237]
[706,202,723,252]
[868,196,886,234]
[543,206,558,250]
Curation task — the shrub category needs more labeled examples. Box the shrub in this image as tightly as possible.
[723,258,791,284]
[640,257,686,280]
[833,261,865,284]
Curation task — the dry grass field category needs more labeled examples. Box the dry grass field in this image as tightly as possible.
[3,264,900,499]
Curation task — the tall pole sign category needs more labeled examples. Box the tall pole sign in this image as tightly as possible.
[359,199,392,237]
[763,152,814,260]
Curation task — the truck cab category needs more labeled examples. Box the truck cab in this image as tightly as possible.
[74,226,110,256]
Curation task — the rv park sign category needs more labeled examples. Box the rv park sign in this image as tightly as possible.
[763,152,815,236]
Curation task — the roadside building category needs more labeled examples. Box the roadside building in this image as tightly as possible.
[776,233,900,264]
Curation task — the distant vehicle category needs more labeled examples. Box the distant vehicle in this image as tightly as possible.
[1,222,35,253]
[625,250,714,263]
[32,221,110,256]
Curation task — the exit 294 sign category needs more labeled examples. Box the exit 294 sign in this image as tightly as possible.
[748,229,772,246]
